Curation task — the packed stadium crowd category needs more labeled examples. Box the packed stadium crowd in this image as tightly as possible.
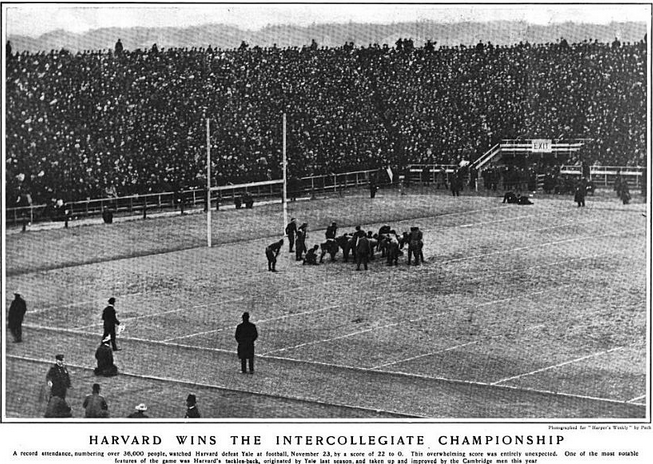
[5,36,647,205]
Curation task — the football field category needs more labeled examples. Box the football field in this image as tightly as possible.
[4,188,649,419]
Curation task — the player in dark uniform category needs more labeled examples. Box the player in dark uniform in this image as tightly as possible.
[303,245,320,265]
[295,223,308,261]
[285,218,298,252]
[265,239,284,272]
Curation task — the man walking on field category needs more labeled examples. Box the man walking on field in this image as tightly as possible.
[102,297,121,351]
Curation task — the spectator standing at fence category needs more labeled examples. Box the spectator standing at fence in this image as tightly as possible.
[235,312,258,374]
[285,218,297,253]
[184,394,200,418]
[83,383,109,418]
[102,297,121,351]
[574,179,587,207]
[8,290,27,343]
[369,174,378,198]
[265,239,284,272]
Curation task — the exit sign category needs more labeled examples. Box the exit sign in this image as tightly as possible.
[532,139,553,152]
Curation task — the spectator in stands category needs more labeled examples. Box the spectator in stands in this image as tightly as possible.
[4,37,645,208]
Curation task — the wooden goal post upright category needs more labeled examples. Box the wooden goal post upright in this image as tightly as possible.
[206,118,212,248]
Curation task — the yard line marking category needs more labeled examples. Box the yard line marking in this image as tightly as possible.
[457,214,541,228]
[532,218,605,232]
[73,296,244,330]
[31,297,109,314]
[262,319,408,355]
[262,288,559,357]
[263,352,644,410]
[163,294,387,342]
[447,232,623,264]
[525,324,546,331]
[371,341,479,370]
[10,327,645,413]
[627,394,647,404]
[163,303,343,342]
[491,346,626,386]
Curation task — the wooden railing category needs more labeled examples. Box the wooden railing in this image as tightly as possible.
[5,169,380,227]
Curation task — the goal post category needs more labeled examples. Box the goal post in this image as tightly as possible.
[205,114,288,248]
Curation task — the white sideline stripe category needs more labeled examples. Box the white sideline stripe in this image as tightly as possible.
[5,353,413,417]
[371,341,479,370]
[264,353,644,409]
[9,333,643,413]
[491,347,626,386]
[627,394,647,404]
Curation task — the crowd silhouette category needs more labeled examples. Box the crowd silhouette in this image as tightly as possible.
[5,37,647,205]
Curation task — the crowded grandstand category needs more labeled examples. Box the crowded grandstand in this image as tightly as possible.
[5,36,647,207]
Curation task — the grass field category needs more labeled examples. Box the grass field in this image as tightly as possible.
[3,186,649,420]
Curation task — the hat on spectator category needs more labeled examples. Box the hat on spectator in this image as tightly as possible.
[55,354,64,361]
[135,404,147,411]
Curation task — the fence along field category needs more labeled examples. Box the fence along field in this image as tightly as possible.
[4,188,648,418]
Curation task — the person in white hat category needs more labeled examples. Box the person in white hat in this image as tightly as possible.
[127,403,148,418]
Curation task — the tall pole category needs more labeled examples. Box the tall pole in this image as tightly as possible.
[206,118,212,248]
[282,113,288,238]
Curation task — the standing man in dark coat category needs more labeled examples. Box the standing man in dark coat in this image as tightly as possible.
[46,354,72,400]
[369,175,378,198]
[8,290,27,342]
[102,297,121,351]
[265,239,284,272]
[184,394,201,418]
[235,312,258,374]
[574,178,587,207]
[285,218,298,253]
